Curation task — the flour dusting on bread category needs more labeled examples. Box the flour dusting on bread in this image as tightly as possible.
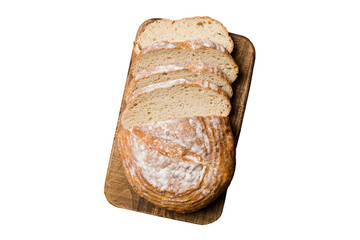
[117,116,235,211]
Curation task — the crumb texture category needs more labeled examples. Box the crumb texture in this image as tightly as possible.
[134,17,234,54]
[125,62,233,99]
[131,40,238,82]
[121,79,231,128]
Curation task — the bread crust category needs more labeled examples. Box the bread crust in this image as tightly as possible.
[134,16,234,54]
[124,62,233,101]
[130,40,239,81]
[116,116,235,213]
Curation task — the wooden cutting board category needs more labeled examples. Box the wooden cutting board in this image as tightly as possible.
[104,18,256,225]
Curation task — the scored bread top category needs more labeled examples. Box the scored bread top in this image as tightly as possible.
[134,16,234,54]
[117,116,235,212]
[130,40,239,82]
[125,62,233,100]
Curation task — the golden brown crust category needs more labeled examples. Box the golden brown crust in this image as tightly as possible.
[116,116,235,213]
[133,16,234,54]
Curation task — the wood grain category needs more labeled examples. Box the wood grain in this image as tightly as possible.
[104,19,256,225]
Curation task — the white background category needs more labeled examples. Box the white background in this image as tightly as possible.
[1,0,359,239]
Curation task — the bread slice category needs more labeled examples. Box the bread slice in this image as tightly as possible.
[130,40,239,82]
[121,79,231,128]
[125,62,233,101]
[134,16,234,54]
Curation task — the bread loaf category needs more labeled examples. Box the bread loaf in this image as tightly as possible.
[134,16,234,54]
[116,17,238,213]
[116,116,235,213]
[125,62,233,100]
[130,40,239,82]
[121,79,231,128]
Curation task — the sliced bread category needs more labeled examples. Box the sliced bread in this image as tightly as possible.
[130,40,239,82]
[125,62,233,100]
[121,79,231,128]
[134,16,234,54]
